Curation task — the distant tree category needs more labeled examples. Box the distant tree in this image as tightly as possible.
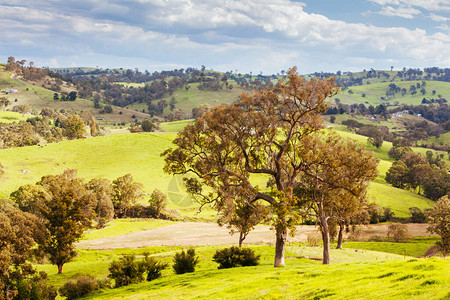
[368,135,383,148]
[148,189,168,218]
[13,104,30,118]
[68,91,77,101]
[388,223,409,242]
[86,178,115,227]
[0,97,11,110]
[141,119,156,132]
[330,116,336,123]
[64,115,86,139]
[112,174,144,217]
[427,195,450,256]
[103,105,113,113]
[53,93,59,101]
[11,170,95,273]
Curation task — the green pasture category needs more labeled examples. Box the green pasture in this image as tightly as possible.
[82,219,174,241]
[159,119,193,132]
[0,128,438,219]
[344,236,439,258]
[35,243,449,300]
[0,111,32,123]
[332,80,450,106]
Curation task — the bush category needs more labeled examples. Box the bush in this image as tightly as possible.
[59,275,105,300]
[212,247,260,269]
[172,248,199,274]
[15,272,57,300]
[108,255,146,288]
[143,254,168,281]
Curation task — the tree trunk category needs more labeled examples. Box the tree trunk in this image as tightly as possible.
[320,212,331,265]
[239,232,244,247]
[274,226,287,267]
[336,223,344,249]
[57,264,63,274]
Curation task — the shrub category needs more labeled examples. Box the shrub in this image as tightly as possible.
[172,248,199,274]
[108,255,146,288]
[15,272,57,300]
[59,275,105,300]
[143,254,168,281]
[212,247,260,269]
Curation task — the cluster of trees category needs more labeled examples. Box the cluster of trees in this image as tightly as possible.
[163,67,379,266]
[8,170,167,274]
[0,110,99,149]
[386,147,449,200]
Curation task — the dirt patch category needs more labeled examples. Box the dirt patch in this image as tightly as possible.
[76,222,434,250]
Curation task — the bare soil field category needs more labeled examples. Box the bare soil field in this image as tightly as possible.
[77,222,432,250]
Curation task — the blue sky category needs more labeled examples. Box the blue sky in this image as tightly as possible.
[0,0,449,74]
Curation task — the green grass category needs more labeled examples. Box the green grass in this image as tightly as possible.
[159,119,193,132]
[332,80,450,106]
[125,83,245,116]
[81,219,175,241]
[0,111,32,123]
[40,244,449,300]
[344,237,439,258]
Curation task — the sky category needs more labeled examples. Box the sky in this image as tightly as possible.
[0,0,449,74]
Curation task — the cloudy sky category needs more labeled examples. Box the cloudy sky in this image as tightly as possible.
[1,0,449,74]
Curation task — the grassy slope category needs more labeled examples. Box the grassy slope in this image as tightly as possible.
[0,125,438,217]
[126,82,245,116]
[35,244,450,300]
[0,66,149,125]
[332,80,450,106]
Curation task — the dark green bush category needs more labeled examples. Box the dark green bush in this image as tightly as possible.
[15,272,57,300]
[172,248,199,274]
[213,247,260,269]
[59,275,106,300]
[108,255,146,288]
[143,254,168,281]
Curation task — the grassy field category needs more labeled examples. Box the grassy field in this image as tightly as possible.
[331,80,450,106]
[34,243,450,300]
[82,219,174,241]
[0,110,32,123]
[0,127,438,218]
[344,236,439,258]
[159,119,193,132]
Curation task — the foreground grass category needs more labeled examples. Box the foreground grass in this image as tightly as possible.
[81,254,449,300]
[344,236,439,258]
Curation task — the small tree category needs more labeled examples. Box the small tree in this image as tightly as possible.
[108,255,146,288]
[387,223,409,242]
[112,174,144,218]
[148,189,168,218]
[427,195,450,256]
[0,97,11,110]
[86,178,115,227]
[11,169,95,273]
[64,115,86,140]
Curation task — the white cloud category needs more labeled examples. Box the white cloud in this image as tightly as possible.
[0,1,449,73]
[378,6,422,18]
[368,0,450,12]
